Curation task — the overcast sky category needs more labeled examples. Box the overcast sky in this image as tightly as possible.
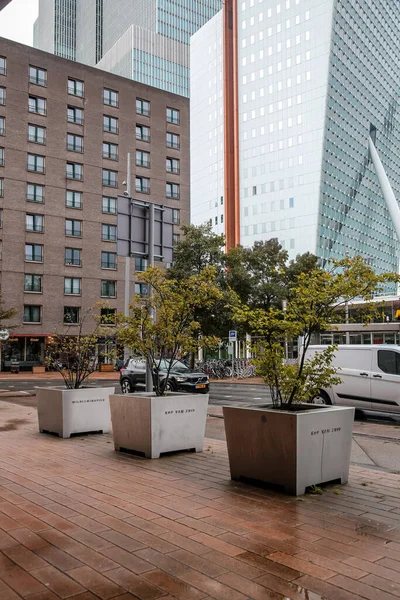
[0,0,39,46]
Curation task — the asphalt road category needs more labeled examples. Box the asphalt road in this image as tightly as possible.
[2,378,400,425]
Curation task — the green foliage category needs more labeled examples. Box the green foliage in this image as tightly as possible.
[234,256,400,407]
[0,296,17,329]
[169,227,320,340]
[117,266,222,396]
[46,307,114,389]
[226,239,288,310]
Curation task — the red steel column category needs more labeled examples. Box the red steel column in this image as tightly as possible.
[223,0,240,249]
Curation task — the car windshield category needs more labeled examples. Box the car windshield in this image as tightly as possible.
[157,359,190,373]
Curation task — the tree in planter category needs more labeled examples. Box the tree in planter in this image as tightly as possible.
[117,265,223,396]
[46,307,115,389]
[234,256,400,408]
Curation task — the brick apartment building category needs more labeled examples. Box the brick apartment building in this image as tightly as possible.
[0,37,189,369]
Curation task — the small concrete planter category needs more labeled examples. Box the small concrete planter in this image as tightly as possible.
[37,386,115,438]
[110,392,209,458]
[223,404,354,495]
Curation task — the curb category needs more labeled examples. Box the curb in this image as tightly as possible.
[0,391,36,398]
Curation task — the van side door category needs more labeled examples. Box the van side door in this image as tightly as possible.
[370,349,400,413]
[331,348,372,410]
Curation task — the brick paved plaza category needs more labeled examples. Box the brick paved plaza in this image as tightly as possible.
[0,401,399,599]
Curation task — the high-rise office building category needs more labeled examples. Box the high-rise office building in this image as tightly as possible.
[191,0,400,290]
[33,0,77,61]
[34,0,222,96]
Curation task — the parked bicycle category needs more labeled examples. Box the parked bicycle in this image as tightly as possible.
[195,358,256,379]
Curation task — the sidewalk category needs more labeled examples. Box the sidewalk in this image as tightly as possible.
[0,402,398,599]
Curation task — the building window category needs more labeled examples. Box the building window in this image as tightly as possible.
[67,106,84,125]
[102,196,117,214]
[0,87,5,105]
[24,274,42,293]
[136,150,150,168]
[25,244,43,262]
[0,147,3,166]
[166,182,179,199]
[67,133,83,153]
[28,124,46,144]
[0,117,4,135]
[103,115,118,133]
[221,214,224,224]
[102,169,117,187]
[103,88,118,107]
[66,162,83,180]
[166,157,179,174]
[166,132,180,149]
[64,277,81,295]
[134,283,148,297]
[172,209,180,225]
[166,107,180,125]
[101,280,116,297]
[101,223,117,241]
[65,219,82,237]
[29,66,47,86]
[135,257,147,272]
[103,142,118,160]
[27,153,45,173]
[27,183,44,203]
[136,124,150,142]
[289,197,294,208]
[136,98,150,116]
[100,308,116,325]
[101,251,116,269]
[26,214,44,233]
[173,233,180,245]
[65,247,81,266]
[66,190,82,209]
[28,96,46,115]
[0,57,6,76]
[68,78,84,97]
[24,305,41,323]
[136,176,150,194]
[0,178,3,197]
[64,307,80,324]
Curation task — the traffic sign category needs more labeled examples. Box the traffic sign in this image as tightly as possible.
[229,330,237,342]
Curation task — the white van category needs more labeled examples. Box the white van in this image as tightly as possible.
[306,345,400,414]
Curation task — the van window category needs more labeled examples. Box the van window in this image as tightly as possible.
[377,350,400,375]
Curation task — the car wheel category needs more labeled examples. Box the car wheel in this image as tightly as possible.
[311,391,331,405]
[121,379,133,394]
[165,380,174,392]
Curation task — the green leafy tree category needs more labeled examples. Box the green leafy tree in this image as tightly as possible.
[234,256,399,407]
[168,224,231,339]
[45,307,115,389]
[117,266,222,395]
[0,296,17,327]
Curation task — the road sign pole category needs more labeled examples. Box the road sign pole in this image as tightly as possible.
[124,153,131,363]
[145,203,155,393]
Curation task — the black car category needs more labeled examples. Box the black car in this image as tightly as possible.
[120,358,209,394]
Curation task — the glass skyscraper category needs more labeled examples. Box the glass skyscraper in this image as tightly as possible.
[33,0,222,96]
[34,0,77,61]
[191,0,400,291]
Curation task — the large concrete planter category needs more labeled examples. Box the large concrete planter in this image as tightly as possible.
[223,404,354,495]
[37,386,115,438]
[110,392,209,458]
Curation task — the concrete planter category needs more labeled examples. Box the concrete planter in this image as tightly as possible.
[37,386,115,438]
[223,404,354,495]
[110,392,209,458]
